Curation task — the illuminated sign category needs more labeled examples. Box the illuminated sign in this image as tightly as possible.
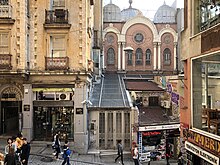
[139,124,180,131]
[142,131,161,136]
[185,141,219,165]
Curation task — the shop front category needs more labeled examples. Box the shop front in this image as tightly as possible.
[138,123,180,163]
[32,85,75,140]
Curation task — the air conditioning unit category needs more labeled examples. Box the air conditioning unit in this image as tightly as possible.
[164,100,170,109]
[59,93,70,101]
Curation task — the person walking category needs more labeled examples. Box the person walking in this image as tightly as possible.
[4,147,16,165]
[131,143,139,165]
[62,140,71,165]
[20,138,31,165]
[166,143,172,165]
[5,138,12,155]
[53,133,61,160]
[115,140,124,165]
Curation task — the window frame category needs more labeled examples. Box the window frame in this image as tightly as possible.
[135,48,143,65]
[0,32,9,54]
[107,47,115,65]
[49,34,67,57]
[146,49,151,65]
[163,48,171,65]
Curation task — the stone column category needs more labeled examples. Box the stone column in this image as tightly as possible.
[153,43,157,70]
[118,42,121,71]
[74,82,88,154]
[122,42,125,70]
[22,84,33,142]
[122,111,125,147]
[158,43,161,70]
[105,112,108,149]
[113,111,117,148]
[174,42,177,70]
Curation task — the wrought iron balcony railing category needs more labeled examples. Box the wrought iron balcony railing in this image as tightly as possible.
[0,5,12,18]
[45,9,68,24]
[45,56,69,70]
[0,54,12,69]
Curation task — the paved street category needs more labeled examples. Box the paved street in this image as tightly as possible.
[0,139,178,165]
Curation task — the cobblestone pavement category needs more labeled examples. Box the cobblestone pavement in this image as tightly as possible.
[0,139,178,165]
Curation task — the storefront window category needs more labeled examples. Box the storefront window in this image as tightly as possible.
[192,54,220,135]
[34,107,74,140]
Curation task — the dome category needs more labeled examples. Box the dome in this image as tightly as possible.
[121,7,142,21]
[103,3,121,22]
[153,2,177,23]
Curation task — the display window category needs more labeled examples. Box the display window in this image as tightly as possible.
[192,54,220,136]
[34,106,74,140]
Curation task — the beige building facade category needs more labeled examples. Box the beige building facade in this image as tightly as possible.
[0,0,102,154]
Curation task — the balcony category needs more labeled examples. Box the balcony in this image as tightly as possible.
[45,56,69,70]
[44,9,71,29]
[0,54,12,69]
[0,5,15,24]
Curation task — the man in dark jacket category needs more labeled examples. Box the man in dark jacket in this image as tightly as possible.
[115,140,124,165]
[20,138,31,165]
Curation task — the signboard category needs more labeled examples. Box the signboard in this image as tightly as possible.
[187,129,220,156]
[139,124,180,131]
[24,105,30,111]
[76,108,83,114]
[185,141,219,165]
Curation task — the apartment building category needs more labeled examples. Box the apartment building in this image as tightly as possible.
[0,0,102,154]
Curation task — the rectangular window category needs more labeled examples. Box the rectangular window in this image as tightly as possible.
[53,0,65,8]
[146,53,151,65]
[50,35,66,57]
[0,33,9,54]
[192,54,220,136]
[127,52,132,65]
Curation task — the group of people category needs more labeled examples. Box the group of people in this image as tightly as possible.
[52,133,71,165]
[115,140,184,165]
[3,132,31,165]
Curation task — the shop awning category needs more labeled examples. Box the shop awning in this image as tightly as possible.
[125,80,164,91]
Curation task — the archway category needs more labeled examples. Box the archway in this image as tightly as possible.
[0,86,23,135]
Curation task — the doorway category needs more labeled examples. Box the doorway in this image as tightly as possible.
[149,97,159,106]
[0,101,22,135]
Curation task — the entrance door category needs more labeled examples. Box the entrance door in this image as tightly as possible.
[34,107,52,140]
[149,97,159,106]
[0,101,21,135]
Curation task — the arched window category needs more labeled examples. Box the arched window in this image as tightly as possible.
[135,48,143,65]
[163,48,171,65]
[107,48,115,64]
[146,49,151,65]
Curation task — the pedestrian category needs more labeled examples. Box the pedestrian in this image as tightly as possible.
[5,138,12,155]
[0,152,4,165]
[166,143,172,165]
[16,132,24,154]
[178,151,183,165]
[62,140,71,165]
[115,140,124,165]
[131,142,139,165]
[4,147,16,165]
[53,133,61,160]
[20,138,31,165]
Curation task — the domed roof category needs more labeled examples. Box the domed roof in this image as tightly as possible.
[121,0,142,21]
[103,1,121,22]
[153,2,176,23]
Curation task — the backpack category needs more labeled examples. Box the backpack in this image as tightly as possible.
[63,148,71,158]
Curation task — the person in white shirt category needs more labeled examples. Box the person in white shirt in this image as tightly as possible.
[131,143,139,165]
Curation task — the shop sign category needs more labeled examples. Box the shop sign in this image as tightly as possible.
[185,141,219,165]
[187,130,220,156]
[139,124,180,131]
[76,108,83,114]
[142,131,161,136]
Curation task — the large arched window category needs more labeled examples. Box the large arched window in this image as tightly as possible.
[107,48,115,64]
[163,48,171,65]
[146,49,151,65]
[135,48,143,65]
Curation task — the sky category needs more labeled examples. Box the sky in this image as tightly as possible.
[103,0,184,20]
